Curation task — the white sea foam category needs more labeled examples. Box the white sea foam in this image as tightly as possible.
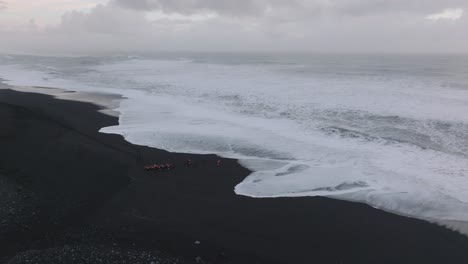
[1,55,468,224]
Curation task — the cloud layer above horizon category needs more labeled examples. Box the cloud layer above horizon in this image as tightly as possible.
[1,0,467,54]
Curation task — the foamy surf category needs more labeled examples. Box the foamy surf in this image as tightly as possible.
[1,54,468,227]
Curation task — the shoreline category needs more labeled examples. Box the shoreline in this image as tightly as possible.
[1,86,468,263]
[9,83,468,237]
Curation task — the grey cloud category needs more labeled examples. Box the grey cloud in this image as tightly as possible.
[113,0,468,17]
[112,0,268,15]
[57,4,151,35]
[112,0,153,10]
[332,0,468,16]
[0,1,7,10]
[1,1,468,55]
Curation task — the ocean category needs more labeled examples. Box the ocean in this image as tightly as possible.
[1,52,468,223]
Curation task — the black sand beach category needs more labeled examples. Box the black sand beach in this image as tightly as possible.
[1,87,468,264]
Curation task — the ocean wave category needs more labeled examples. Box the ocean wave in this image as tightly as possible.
[1,55,468,223]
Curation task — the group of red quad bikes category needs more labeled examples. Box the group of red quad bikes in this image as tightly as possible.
[144,159,221,172]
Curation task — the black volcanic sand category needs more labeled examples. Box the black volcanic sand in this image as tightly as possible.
[1,88,468,264]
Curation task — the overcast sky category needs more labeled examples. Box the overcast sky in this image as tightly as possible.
[0,0,467,54]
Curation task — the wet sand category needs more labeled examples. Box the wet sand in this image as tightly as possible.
[1,87,468,264]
